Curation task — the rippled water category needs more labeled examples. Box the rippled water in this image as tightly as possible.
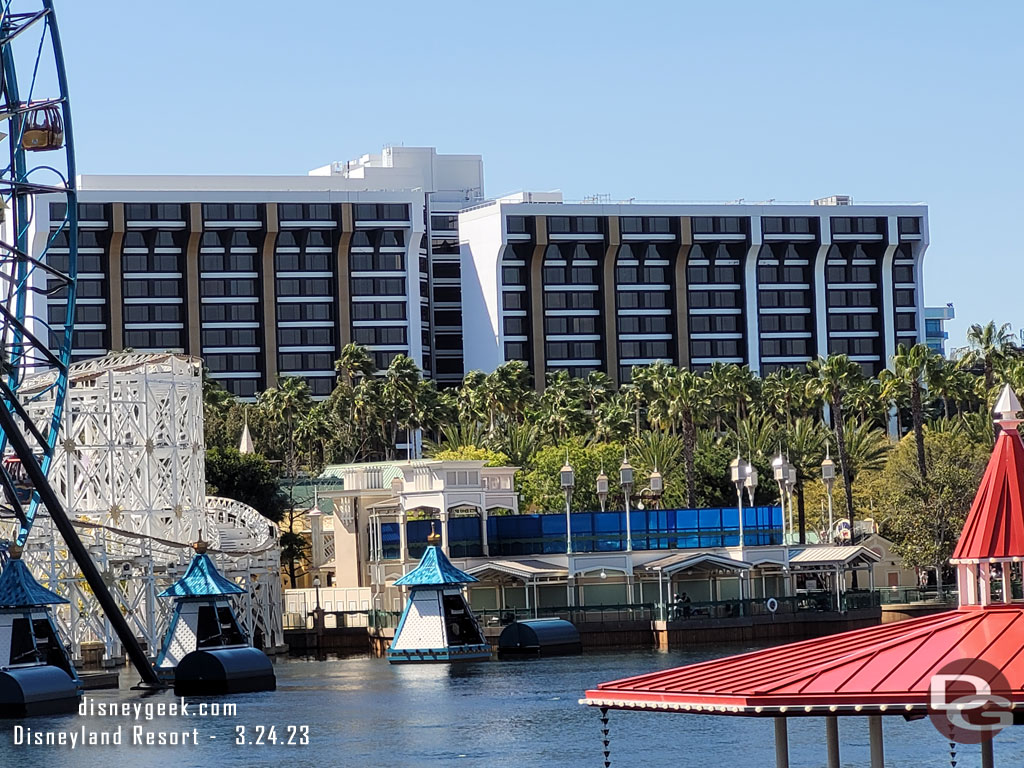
[1,649,1021,767]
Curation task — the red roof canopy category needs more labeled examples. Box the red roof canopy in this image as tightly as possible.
[584,607,1024,715]
[952,426,1024,562]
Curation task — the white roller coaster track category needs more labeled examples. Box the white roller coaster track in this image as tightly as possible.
[3,352,284,661]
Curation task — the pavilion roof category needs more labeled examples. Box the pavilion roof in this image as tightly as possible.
[952,424,1024,563]
[0,557,67,607]
[159,553,245,598]
[584,606,1024,715]
[394,546,478,586]
[786,545,880,568]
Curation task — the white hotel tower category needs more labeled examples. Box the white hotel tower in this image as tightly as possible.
[29,146,929,394]
[459,195,928,385]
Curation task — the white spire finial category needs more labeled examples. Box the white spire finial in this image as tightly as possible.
[993,384,1023,428]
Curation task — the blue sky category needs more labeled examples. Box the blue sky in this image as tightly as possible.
[55,1,1022,348]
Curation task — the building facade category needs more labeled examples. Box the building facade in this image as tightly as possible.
[460,198,929,384]
[34,147,484,398]
[924,304,955,356]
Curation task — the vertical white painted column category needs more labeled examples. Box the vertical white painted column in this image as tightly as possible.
[745,216,762,374]
[1001,562,1011,604]
[480,507,489,557]
[398,511,408,562]
[825,716,840,768]
[868,715,885,768]
[813,215,831,360]
[979,563,991,607]
[881,215,899,367]
[439,511,450,556]
[774,717,790,768]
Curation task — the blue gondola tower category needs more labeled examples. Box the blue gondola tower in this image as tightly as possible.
[155,540,275,694]
[0,545,80,716]
[388,530,490,664]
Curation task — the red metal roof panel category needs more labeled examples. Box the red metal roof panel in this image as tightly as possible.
[952,427,1024,561]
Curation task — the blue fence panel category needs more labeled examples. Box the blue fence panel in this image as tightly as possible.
[470,506,782,558]
[448,516,483,558]
[407,518,440,559]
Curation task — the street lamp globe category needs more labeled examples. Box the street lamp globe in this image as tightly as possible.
[596,470,609,512]
[619,456,634,491]
[772,453,787,482]
[821,454,836,489]
[730,455,747,491]
[560,462,575,492]
[649,468,663,496]
[744,464,758,505]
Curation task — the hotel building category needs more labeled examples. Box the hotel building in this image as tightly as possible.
[459,196,928,384]
[34,148,484,397]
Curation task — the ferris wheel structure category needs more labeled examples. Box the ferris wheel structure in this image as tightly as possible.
[0,0,76,548]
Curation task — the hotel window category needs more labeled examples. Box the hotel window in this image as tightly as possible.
[898,217,921,234]
[202,328,258,347]
[893,265,914,283]
[353,203,409,221]
[504,342,528,360]
[125,329,182,348]
[277,303,331,322]
[895,289,915,306]
[503,317,527,336]
[506,216,527,234]
[896,314,917,331]
[78,203,106,220]
[502,292,525,311]
[432,262,459,280]
[201,303,257,322]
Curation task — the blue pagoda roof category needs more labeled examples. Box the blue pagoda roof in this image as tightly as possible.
[0,558,68,607]
[394,546,478,586]
[159,553,245,598]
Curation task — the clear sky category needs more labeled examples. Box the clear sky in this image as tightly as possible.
[54,1,1022,349]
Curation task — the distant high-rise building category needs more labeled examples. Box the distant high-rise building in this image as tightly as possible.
[32,148,484,398]
[460,198,928,384]
[924,304,955,356]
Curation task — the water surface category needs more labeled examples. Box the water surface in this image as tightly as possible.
[1,649,1020,767]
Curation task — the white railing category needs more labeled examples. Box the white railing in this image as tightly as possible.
[206,495,277,554]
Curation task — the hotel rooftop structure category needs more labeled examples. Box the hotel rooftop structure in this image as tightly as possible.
[459,195,929,384]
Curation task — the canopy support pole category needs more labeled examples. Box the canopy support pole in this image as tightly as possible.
[981,739,994,768]
[868,715,884,768]
[774,717,789,768]
[825,716,840,768]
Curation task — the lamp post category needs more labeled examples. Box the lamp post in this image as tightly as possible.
[560,458,575,555]
[730,454,749,549]
[649,467,663,509]
[786,465,797,544]
[306,490,325,575]
[772,453,789,542]
[620,454,635,552]
[312,575,323,659]
[596,469,609,513]
[822,448,836,543]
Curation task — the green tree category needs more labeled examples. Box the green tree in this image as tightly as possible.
[519,441,626,513]
[807,355,865,540]
[880,343,939,480]
[877,430,989,591]
[334,343,377,387]
[958,321,1020,389]
[205,447,287,523]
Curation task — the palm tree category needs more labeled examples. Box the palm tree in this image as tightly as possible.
[382,354,423,459]
[880,343,938,480]
[672,369,710,508]
[295,401,333,472]
[334,343,376,387]
[784,417,826,543]
[958,321,1020,389]
[807,355,864,541]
